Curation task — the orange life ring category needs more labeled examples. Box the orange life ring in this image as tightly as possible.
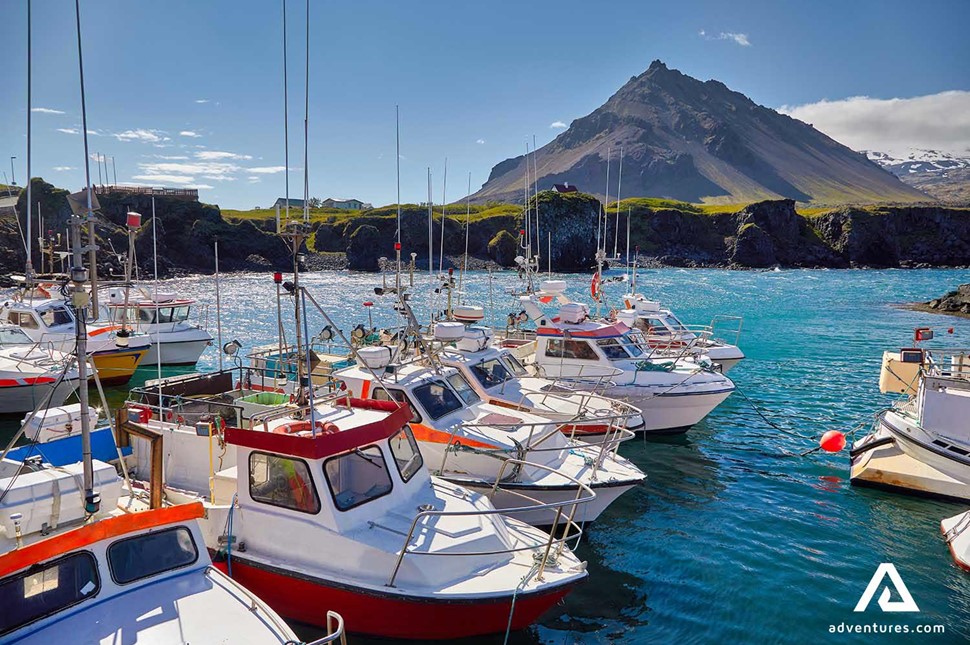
[272,420,339,435]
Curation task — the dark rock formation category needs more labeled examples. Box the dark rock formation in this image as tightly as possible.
[346,225,380,271]
[912,284,970,318]
[487,231,518,267]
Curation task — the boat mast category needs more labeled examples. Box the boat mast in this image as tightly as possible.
[427,167,432,279]
[25,0,33,287]
[532,134,539,265]
[614,145,623,259]
[457,171,471,299]
[395,105,401,293]
[72,0,97,514]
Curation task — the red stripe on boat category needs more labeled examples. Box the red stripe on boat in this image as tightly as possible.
[225,399,412,459]
[535,322,630,338]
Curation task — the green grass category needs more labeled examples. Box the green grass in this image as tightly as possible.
[224,202,522,226]
[222,207,362,223]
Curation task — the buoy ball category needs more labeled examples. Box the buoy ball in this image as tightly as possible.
[820,430,846,453]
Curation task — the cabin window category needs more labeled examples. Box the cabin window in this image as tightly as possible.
[639,318,670,335]
[470,358,514,388]
[249,452,321,514]
[389,426,424,482]
[174,306,191,322]
[413,380,463,420]
[622,332,644,357]
[157,308,175,324]
[596,339,630,360]
[501,353,528,377]
[8,311,39,330]
[0,327,31,346]
[39,307,73,327]
[107,526,198,585]
[446,372,481,404]
[137,308,157,324]
[0,552,100,636]
[372,387,422,422]
[544,339,599,361]
[324,446,394,511]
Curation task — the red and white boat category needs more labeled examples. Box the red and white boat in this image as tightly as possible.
[0,325,80,414]
[122,389,588,640]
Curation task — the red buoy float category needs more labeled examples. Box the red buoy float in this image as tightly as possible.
[819,430,846,453]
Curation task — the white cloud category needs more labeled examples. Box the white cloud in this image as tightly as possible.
[779,91,970,157]
[56,128,79,135]
[114,129,168,143]
[195,151,252,161]
[194,99,209,104]
[248,166,286,174]
[151,154,189,160]
[32,107,65,115]
[52,166,74,171]
[138,161,239,178]
[550,121,567,129]
[89,153,106,162]
[476,138,486,144]
[247,176,261,183]
[699,30,751,46]
[179,130,202,138]
[132,173,196,185]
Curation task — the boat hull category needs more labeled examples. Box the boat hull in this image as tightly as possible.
[214,556,576,640]
[0,377,79,415]
[880,412,970,485]
[459,478,637,525]
[942,512,970,572]
[605,385,734,433]
[90,347,148,386]
[142,337,211,366]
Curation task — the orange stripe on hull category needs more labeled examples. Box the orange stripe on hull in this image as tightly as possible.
[0,503,205,578]
[409,423,497,450]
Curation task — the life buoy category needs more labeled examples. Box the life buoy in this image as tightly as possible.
[272,420,339,435]
[591,272,601,301]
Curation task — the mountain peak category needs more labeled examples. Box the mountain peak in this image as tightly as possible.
[471,65,929,205]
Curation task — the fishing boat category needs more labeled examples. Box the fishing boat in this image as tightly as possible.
[103,286,213,365]
[0,297,149,386]
[503,296,735,433]
[438,324,645,439]
[332,324,646,526]
[616,293,745,372]
[851,340,970,501]
[0,325,80,414]
[119,389,588,640]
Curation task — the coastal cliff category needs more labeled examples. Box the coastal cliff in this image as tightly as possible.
[2,179,968,278]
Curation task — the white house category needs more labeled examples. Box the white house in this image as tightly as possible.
[322,198,372,210]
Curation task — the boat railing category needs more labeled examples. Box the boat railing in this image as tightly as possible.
[386,457,595,588]
[923,349,970,381]
[683,314,743,347]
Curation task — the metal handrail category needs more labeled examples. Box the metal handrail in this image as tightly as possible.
[385,457,595,588]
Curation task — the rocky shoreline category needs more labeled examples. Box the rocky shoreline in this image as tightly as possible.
[909,284,970,319]
[3,179,970,279]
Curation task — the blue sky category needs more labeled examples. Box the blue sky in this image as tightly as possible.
[2,0,968,209]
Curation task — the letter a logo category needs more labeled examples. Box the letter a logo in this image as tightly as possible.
[854,563,920,612]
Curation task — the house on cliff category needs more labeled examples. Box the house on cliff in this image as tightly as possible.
[552,182,578,194]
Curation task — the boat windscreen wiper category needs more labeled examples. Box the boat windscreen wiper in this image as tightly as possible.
[354,449,383,468]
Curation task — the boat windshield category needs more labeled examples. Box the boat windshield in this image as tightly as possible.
[470,358,515,388]
[107,526,198,584]
[413,380,464,420]
[38,307,73,328]
[622,332,645,357]
[0,552,100,636]
[500,352,528,377]
[137,306,191,324]
[0,327,33,346]
[596,339,632,360]
[446,372,481,404]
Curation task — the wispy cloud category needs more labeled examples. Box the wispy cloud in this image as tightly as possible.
[114,129,169,143]
[131,173,197,185]
[195,99,210,104]
[247,176,261,183]
[52,166,74,171]
[89,153,106,162]
[699,29,751,46]
[150,154,189,160]
[549,121,567,129]
[779,90,970,157]
[56,128,79,135]
[195,151,252,161]
[248,166,286,174]
[179,130,202,138]
[476,138,486,144]
[32,107,65,115]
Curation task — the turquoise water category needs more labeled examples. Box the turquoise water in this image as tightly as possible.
[7,268,970,643]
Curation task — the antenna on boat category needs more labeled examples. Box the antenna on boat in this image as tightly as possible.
[215,237,223,371]
[614,145,623,259]
[427,167,432,279]
[281,0,290,233]
[438,157,447,273]
[72,0,98,515]
[24,0,33,288]
[152,197,162,390]
[625,206,631,283]
[532,134,539,263]
[603,145,611,259]
[458,171,471,300]
[395,105,402,293]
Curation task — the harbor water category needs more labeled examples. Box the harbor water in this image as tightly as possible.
[5,267,970,643]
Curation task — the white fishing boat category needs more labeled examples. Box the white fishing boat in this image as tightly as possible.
[120,391,588,640]
[0,325,80,414]
[438,324,645,439]
[102,286,212,366]
[616,293,745,372]
[0,297,149,386]
[332,325,646,526]
[851,343,970,500]
[504,298,735,433]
